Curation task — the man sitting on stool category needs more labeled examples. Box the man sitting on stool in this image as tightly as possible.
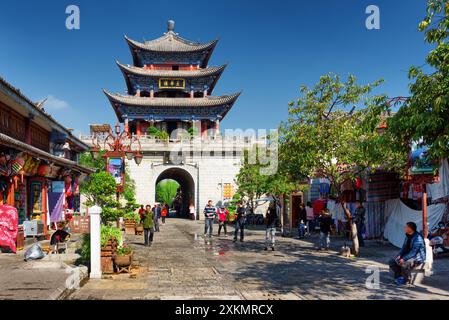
[389,222,426,285]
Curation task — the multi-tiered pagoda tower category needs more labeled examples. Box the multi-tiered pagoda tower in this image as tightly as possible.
[104,20,240,139]
[96,21,244,218]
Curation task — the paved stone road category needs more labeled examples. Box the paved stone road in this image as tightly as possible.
[69,219,449,300]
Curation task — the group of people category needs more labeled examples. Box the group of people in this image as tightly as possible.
[296,201,366,251]
[203,200,247,242]
[138,203,168,247]
[202,199,281,251]
[299,201,426,285]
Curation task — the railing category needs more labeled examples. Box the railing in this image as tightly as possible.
[79,133,266,148]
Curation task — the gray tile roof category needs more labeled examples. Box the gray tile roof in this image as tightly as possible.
[124,32,218,53]
[116,62,226,78]
[104,90,240,108]
[0,77,89,151]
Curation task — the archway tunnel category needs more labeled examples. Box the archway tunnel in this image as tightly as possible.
[155,167,195,218]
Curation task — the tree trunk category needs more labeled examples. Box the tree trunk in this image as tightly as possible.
[350,222,360,256]
[341,202,360,256]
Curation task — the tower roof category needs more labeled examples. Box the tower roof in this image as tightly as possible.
[103,90,240,121]
[125,21,218,68]
[104,90,240,107]
[125,34,218,53]
[116,62,226,78]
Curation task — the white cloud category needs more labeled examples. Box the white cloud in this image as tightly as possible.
[43,95,70,110]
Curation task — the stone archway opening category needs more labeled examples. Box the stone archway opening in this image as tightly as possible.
[155,167,195,218]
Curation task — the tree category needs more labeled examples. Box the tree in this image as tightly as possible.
[156,179,180,206]
[81,171,120,224]
[389,0,449,160]
[280,74,405,256]
[79,151,138,224]
[236,147,297,213]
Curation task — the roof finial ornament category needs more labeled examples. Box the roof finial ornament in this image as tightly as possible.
[167,20,175,32]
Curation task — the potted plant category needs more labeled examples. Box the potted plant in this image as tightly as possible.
[123,211,139,235]
[113,244,133,273]
[100,225,122,274]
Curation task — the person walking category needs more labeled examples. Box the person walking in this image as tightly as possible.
[233,202,246,243]
[156,203,162,225]
[203,200,216,238]
[305,201,314,235]
[354,201,366,247]
[138,205,145,222]
[217,205,229,237]
[161,204,168,225]
[152,204,160,232]
[317,208,333,251]
[264,202,279,251]
[142,205,155,247]
[189,202,196,220]
[297,203,307,239]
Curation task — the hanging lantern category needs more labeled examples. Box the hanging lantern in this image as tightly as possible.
[134,152,143,166]
[37,163,51,177]
[125,149,134,161]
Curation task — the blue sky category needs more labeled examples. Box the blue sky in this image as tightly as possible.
[0,0,429,135]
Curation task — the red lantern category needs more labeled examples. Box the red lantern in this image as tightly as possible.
[37,164,50,177]
[355,177,363,189]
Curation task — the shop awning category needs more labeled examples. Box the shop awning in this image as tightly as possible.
[0,133,95,175]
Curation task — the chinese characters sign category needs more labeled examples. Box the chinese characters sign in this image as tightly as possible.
[159,78,186,90]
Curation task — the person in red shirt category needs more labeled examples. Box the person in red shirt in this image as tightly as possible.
[161,204,168,224]
[217,205,229,237]
[138,205,145,222]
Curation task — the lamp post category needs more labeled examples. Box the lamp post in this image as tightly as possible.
[90,122,143,167]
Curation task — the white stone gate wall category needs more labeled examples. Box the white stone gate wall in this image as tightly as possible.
[126,154,241,220]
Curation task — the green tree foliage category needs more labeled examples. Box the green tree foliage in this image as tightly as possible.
[79,150,105,171]
[147,126,169,140]
[281,74,405,194]
[79,152,138,224]
[82,171,120,224]
[279,74,405,255]
[389,0,449,159]
[236,147,297,212]
[156,179,180,206]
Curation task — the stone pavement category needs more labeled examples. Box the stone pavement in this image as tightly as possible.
[0,237,88,300]
[69,219,449,300]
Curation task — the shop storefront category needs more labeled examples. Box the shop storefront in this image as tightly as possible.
[0,136,93,241]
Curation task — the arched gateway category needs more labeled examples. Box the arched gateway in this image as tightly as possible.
[153,165,197,218]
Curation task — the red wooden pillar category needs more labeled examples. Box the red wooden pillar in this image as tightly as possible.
[422,184,428,238]
[136,120,142,136]
[201,121,208,138]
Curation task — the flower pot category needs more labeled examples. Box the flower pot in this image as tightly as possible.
[135,225,144,235]
[113,253,133,273]
[114,254,132,267]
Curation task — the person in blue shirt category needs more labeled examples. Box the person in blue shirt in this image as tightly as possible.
[389,222,426,285]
